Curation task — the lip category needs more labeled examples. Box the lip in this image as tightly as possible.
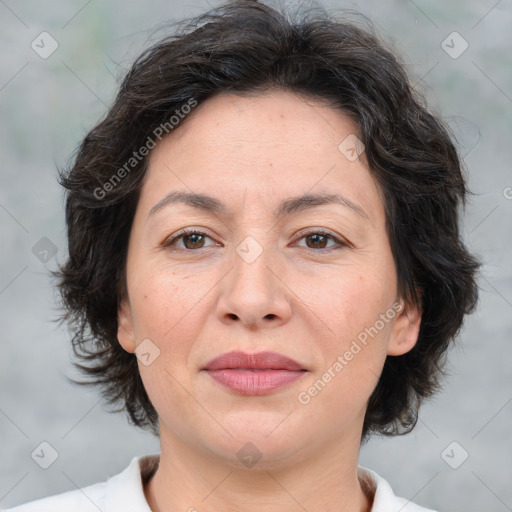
[202,351,307,396]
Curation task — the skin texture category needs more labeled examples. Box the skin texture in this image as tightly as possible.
[117,90,422,512]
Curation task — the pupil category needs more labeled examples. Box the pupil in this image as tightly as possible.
[186,234,203,249]
[309,234,326,248]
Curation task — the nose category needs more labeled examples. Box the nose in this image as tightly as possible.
[216,240,292,331]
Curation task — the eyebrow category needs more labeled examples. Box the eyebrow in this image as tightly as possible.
[147,190,369,221]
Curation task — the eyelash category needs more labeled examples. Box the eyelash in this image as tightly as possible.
[161,228,349,252]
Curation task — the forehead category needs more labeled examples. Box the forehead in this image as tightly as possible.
[163,89,359,152]
[141,90,383,224]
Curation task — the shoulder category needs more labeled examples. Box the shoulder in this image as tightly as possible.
[1,455,159,512]
[358,466,438,512]
[1,482,107,512]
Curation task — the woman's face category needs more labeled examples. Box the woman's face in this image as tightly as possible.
[118,90,421,467]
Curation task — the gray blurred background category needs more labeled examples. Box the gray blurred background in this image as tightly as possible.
[1,0,511,510]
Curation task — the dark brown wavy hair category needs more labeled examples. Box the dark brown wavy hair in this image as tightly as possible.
[55,0,480,441]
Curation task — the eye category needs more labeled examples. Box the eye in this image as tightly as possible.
[294,229,348,250]
[162,229,218,251]
[162,228,349,252]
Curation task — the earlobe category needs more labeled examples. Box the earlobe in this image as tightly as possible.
[386,295,422,356]
[117,297,136,354]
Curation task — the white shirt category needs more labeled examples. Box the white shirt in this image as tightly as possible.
[2,454,436,512]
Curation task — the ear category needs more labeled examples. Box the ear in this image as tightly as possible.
[386,292,422,356]
[117,296,136,354]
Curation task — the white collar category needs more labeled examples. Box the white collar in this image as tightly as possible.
[102,454,436,512]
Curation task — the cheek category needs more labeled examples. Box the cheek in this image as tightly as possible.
[305,266,394,344]
[127,266,212,424]
[128,261,206,342]
[302,269,394,399]
[127,259,219,398]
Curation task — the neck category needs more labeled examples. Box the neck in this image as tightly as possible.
[144,428,373,512]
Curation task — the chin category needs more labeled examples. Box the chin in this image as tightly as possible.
[198,414,315,467]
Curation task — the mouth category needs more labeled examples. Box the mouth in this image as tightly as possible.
[202,351,307,395]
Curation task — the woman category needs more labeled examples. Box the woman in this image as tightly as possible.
[4,0,480,510]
